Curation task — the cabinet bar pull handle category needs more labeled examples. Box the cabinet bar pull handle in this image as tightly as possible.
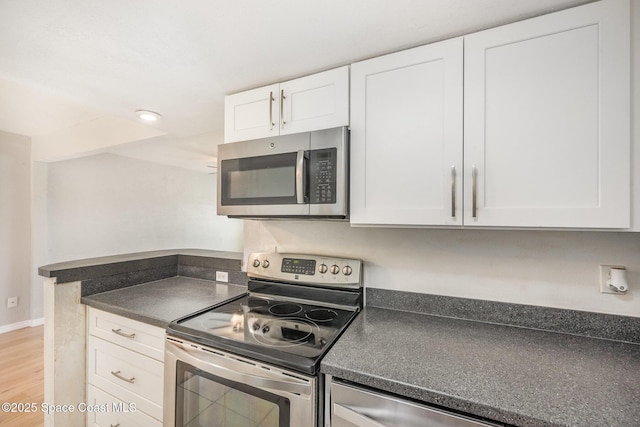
[269,91,275,130]
[111,370,135,384]
[280,89,286,128]
[110,424,120,427]
[111,328,136,339]
[472,165,478,219]
[451,166,456,218]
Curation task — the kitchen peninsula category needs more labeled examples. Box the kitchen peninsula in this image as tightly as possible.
[38,249,247,427]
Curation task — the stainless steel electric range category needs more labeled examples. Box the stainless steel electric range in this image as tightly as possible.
[164,252,363,427]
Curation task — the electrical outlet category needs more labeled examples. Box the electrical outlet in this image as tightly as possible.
[216,271,229,282]
[7,297,18,308]
[599,265,626,294]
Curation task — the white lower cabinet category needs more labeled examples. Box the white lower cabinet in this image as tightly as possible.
[86,308,165,425]
[86,385,161,427]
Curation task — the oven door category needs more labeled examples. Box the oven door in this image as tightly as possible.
[217,132,310,217]
[164,336,317,427]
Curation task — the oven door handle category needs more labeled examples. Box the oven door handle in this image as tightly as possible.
[169,340,312,396]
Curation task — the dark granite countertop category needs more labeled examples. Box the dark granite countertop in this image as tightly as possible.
[82,276,247,328]
[39,249,243,283]
[322,292,640,427]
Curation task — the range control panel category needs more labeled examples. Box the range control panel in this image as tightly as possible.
[247,252,362,289]
[281,257,316,276]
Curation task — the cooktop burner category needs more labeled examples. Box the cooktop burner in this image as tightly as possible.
[306,309,338,322]
[269,302,303,316]
[167,252,363,374]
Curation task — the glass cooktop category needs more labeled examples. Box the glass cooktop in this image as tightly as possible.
[168,292,359,374]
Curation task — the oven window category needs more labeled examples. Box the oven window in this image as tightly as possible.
[221,152,300,206]
[175,361,290,427]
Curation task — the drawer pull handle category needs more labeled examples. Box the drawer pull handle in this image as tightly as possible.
[111,424,120,427]
[111,328,136,339]
[111,370,135,384]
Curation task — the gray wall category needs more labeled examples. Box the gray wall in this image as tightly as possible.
[0,131,32,327]
[30,161,47,321]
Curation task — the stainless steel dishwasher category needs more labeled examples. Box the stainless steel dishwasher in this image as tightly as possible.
[330,380,500,427]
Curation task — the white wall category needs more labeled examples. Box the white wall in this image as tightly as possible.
[0,131,32,328]
[46,153,243,263]
[245,221,640,317]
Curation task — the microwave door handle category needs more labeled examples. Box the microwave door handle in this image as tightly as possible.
[296,150,305,204]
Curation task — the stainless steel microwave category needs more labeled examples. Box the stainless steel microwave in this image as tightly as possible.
[217,126,349,219]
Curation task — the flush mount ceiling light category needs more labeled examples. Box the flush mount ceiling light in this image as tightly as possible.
[135,110,162,122]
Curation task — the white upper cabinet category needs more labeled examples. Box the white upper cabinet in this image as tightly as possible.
[351,0,630,229]
[464,0,630,228]
[224,66,349,143]
[280,66,349,135]
[224,83,280,143]
[350,38,464,226]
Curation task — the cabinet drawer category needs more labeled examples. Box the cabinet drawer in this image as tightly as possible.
[88,307,164,361]
[87,384,161,427]
[87,335,163,421]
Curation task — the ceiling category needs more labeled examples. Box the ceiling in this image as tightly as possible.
[0,0,592,172]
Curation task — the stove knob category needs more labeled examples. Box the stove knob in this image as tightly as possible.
[262,325,270,334]
[252,322,261,331]
[342,266,353,276]
[252,259,261,268]
[318,264,328,274]
[330,265,340,275]
[262,259,270,268]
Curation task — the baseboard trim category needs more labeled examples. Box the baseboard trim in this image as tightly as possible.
[29,317,44,327]
[0,317,45,334]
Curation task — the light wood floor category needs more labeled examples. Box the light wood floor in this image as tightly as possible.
[0,325,44,427]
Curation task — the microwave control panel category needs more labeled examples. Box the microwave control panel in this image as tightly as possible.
[309,148,337,204]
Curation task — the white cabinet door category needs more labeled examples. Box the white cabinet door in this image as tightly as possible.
[350,38,463,226]
[280,66,349,135]
[224,83,280,143]
[224,67,349,143]
[464,0,630,228]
